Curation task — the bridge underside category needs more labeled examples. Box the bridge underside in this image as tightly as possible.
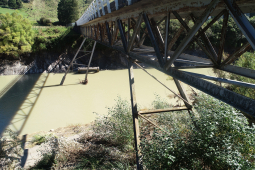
[73,0,255,168]
[77,0,255,121]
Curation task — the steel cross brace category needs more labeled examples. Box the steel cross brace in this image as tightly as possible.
[172,11,218,66]
[93,41,255,121]
[60,37,87,85]
[190,14,218,61]
[105,21,112,45]
[143,13,164,68]
[165,0,220,70]
[217,11,229,64]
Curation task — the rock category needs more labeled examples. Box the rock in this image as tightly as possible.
[49,129,54,132]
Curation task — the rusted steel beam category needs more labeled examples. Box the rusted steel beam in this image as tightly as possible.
[139,107,188,114]
[111,21,113,36]
[150,18,165,51]
[90,26,93,38]
[117,19,128,52]
[96,25,99,40]
[156,16,167,26]
[138,113,169,134]
[167,25,185,51]
[138,29,148,47]
[195,9,226,38]
[165,0,220,70]
[98,24,102,41]
[85,41,97,83]
[221,42,251,65]
[185,71,255,89]
[221,64,255,80]
[190,13,218,61]
[143,13,164,67]
[127,18,130,45]
[164,12,170,63]
[94,25,97,40]
[173,78,192,109]
[128,59,141,170]
[105,21,112,45]
[101,23,106,42]
[111,20,119,46]
[172,11,218,66]
[127,14,143,53]
[217,11,229,64]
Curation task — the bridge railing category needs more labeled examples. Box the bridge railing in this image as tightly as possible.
[76,0,140,26]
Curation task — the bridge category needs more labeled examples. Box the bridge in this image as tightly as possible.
[62,0,255,168]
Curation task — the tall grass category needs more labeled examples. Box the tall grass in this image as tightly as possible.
[93,96,134,150]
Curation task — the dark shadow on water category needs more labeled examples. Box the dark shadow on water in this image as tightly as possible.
[0,74,42,136]
[72,70,98,74]
[42,83,80,88]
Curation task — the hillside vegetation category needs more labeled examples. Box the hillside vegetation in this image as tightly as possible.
[0,0,93,23]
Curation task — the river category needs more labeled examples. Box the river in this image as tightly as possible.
[0,68,215,136]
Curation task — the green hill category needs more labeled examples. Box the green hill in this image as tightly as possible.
[0,0,93,24]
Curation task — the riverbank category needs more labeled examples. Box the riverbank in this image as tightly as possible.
[0,48,141,76]
[1,92,254,169]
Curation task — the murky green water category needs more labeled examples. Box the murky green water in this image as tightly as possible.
[0,68,214,136]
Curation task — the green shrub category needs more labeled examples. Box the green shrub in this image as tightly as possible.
[32,134,47,145]
[93,96,134,149]
[32,26,80,52]
[37,17,52,26]
[0,12,34,58]
[140,94,255,169]
[33,153,56,169]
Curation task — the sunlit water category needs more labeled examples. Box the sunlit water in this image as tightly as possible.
[0,68,214,136]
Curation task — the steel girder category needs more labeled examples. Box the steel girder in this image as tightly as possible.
[76,1,255,169]
[79,0,255,122]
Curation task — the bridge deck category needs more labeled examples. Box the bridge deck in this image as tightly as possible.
[77,0,255,26]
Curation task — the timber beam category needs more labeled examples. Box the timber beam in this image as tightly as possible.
[138,107,189,115]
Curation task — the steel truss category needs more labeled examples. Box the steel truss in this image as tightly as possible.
[60,38,97,85]
[75,0,255,169]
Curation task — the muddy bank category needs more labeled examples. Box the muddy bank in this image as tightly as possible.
[0,48,133,75]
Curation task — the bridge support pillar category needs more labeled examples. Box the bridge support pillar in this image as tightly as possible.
[128,58,141,170]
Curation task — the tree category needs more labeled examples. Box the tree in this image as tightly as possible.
[0,12,34,58]
[8,0,17,8]
[16,0,23,8]
[58,0,79,25]
[0,0,8,6]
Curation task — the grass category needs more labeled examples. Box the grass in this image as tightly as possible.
[0,7,28,16]
[31,134,47,145]
[0,0,93,23]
